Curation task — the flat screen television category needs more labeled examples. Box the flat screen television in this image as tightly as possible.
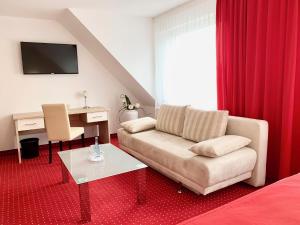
[20,42,79,74]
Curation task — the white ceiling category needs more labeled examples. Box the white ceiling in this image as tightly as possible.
[0,0,191,19]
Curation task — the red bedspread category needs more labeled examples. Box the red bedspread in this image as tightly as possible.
[179,174,300,225]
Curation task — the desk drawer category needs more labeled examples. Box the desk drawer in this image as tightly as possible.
[86,112,108,123]
[17,118,45,131]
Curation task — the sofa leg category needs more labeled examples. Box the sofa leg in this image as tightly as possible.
[177,183,183,194]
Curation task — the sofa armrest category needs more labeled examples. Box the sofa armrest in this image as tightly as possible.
[120,117,156,133]
[226,116,268,187]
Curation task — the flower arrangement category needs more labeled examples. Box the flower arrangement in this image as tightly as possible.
[119,94,140,111]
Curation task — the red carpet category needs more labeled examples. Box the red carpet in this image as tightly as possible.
[0,137,256,225]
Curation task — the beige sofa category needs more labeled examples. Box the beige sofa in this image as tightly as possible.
[117,108,268,195]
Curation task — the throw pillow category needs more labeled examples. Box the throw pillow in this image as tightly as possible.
[121,117,156,133]
[182,108,229,142]
[189,135,251,157]
[156,104,188,136]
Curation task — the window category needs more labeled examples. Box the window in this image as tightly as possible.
[154,0,216,109]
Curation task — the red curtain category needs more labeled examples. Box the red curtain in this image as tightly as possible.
[216,0,300,181]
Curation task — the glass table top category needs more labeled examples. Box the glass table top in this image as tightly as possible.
[58,143,147,184]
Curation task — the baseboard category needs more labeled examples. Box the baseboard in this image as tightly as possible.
[0,134,117,154]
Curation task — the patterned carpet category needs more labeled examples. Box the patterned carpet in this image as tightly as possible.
[0,137,257,225]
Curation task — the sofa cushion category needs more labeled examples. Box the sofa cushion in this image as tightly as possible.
[182,108,229,142]
[118,128,257,187]
[121,117,156,133]
[189,135,251,157]
[156,104,187,136]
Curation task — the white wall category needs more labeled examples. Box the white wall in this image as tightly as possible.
[0,16,138,151]
[70,9,155,96]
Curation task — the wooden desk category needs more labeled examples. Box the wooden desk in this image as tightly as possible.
[13,106,110,164]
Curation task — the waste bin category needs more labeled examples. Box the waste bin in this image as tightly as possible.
[20,138,39,159]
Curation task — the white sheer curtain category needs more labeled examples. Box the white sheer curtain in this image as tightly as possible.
[154,0,217,109]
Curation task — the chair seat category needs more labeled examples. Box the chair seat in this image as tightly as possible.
[69,127,84,140]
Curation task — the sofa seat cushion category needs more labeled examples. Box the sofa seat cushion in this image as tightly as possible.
[118,128,257,187]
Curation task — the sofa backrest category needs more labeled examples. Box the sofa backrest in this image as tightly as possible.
[226,116,268,187]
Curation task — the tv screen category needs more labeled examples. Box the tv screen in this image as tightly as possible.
[20,42,79,74]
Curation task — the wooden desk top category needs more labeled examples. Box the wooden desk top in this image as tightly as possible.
[12,106,110,120]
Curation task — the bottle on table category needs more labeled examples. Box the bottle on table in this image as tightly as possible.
[94,136,100,157]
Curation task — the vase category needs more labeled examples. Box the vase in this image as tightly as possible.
[120,110,139,123]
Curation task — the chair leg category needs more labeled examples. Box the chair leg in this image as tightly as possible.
[81,134,85,147]
[68,141,72,150]
[49,141,52,164]
[59,141,63,151]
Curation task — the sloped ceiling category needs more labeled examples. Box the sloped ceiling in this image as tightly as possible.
[59,9,155,106]
[71,9,155,96]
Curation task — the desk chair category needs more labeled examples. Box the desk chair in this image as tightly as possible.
[42,104,85,164]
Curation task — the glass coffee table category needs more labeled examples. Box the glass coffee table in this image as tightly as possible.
[58,143,147,223]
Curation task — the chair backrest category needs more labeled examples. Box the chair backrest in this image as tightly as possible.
[42,104,71,141]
